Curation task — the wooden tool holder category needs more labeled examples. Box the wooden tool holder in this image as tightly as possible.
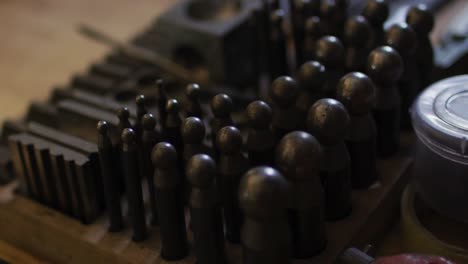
[0,149,412,264]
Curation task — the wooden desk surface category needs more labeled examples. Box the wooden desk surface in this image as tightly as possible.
[0,1,172,260]
[0,0,173,123]
[0,1,466,263]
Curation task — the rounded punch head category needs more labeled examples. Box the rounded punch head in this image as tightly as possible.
[305,16,322,36]
[306,98,350,145]
[181,117,205,143]
[385,23,417,56]
[275,131,322,180]
[210,93,233,118]
[293,0,320,16]
[155,79,167,100]
[121,128,136,144]
[344,15,372,46]
[271,9,284,25]
[142,113,157,130]
[136,94,146,107]
[239,166,289,219]
[336,72,376,115]
[186,154,216,188]
[185,83,200,99]
[362,0,389,26]
[166,99,180,113]
[406,4,434,35]
[152,142,177,168]
[97,120,109,135]
[320,0,338,18]
[155,78,165,89]
[297,61,326,90]
[315,36,345,67]
[294,0,317,12]
[216,126,243,154]
[366,46,403,83]
[117,107,130,121]
[295,0,309,7]
[270,76,299,107]
[246,100,272,129]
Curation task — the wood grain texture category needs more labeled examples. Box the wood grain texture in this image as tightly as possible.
[0,240,47,264]
[0,1,426,262]
[0,0,174,123]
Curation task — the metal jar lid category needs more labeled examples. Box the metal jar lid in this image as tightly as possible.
[411,75,468,164]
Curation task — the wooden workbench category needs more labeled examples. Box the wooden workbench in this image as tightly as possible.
[0,1,465,262]
[0,0,173,123]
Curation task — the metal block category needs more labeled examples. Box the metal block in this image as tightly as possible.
[8,133,101,224]
[146,0,261,86]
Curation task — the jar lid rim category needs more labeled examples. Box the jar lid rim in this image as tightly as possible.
[412,75,468,158]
